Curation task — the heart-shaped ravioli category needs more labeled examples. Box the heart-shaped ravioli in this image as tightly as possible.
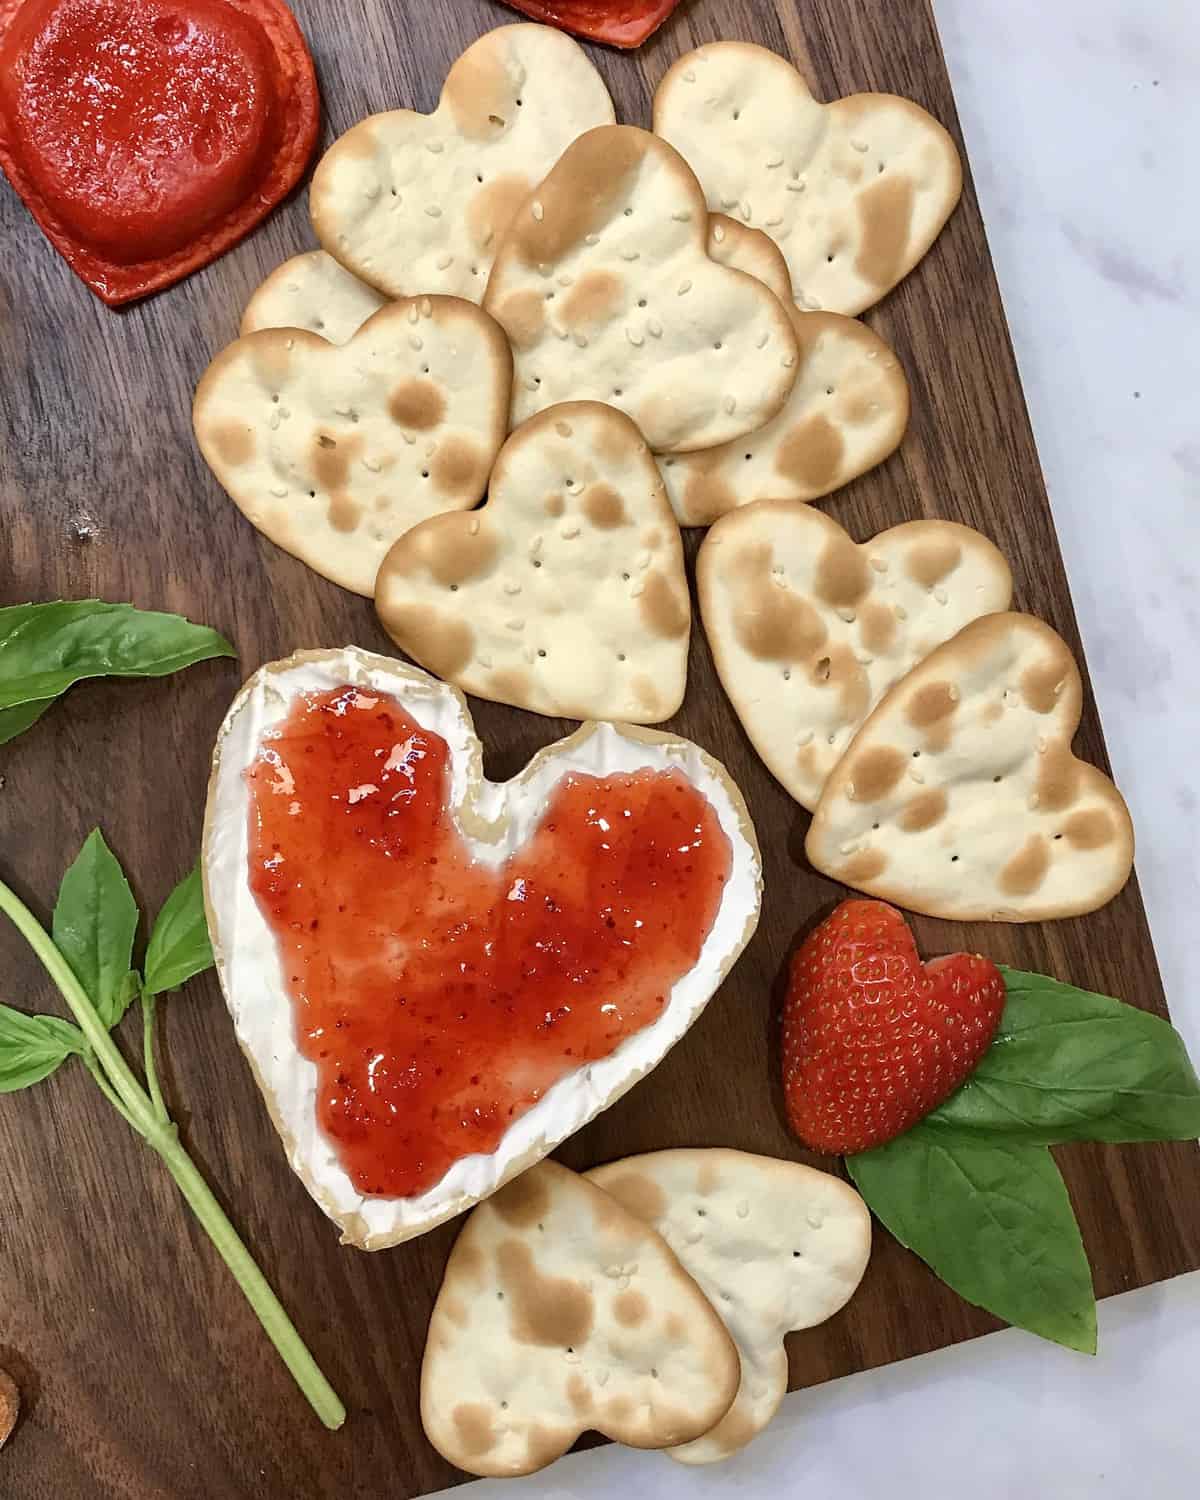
[654,42,962,315]
[699,505,1012,809]
[376,402,691,722]
[806,613,1135,920]
[310,25,615,301]
[589,1150,871,1464]
[194,296,512,597]
[240,250,386,344]
[203,648,762,1249]
[484,126,800,453]
[421,1161,741,1477]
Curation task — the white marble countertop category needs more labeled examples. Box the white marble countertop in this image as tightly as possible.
[444,0,1200,1494]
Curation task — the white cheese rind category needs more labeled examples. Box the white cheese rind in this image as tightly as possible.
[202,647,762,1249]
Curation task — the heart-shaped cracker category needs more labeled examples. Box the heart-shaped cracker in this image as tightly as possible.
[421,1161,742,1477]
[240,250,386,344]
[310,25,615,302]
[193,296,512,597]
[204,648,763,1248]
[376,402,691,722]
[806,613,1135,920]
[654,42,962,315]
[484,126,801,453]
[699,505,1012,809]
[589,1150,871,1464]
[664,215,908,522]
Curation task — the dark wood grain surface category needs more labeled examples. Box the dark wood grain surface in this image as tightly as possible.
[1,1,1197,1496]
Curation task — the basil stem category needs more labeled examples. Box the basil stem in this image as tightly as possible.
[0,876,345,1431]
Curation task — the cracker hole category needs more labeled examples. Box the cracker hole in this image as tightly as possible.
[566,1346,574,1354]
[449,584,458,592]
[532,559,542,568]
[471,265,481,276]
[537,648,547,658]
[637,298,647,308]
[827,734,837,746]
[732,109,741,121]
[825,386,835,396]
[488,114,505,127]
[390,187,397,198]
[621,572,630,581]
[314,318,325,331]
[993,775,1003,783]
[696,1208,706,1217]
[421,470,430,479]
[1053,832,1064,840]
[744,453,752,461]
[476,174,484,184]
[792,1250,801,1258]
[318,435,336,449]
[950,854,960,862]
[782,669,791,681]
[617,652,627,662]
[650,1367,659,1379]
[872,822,880,830]
[545,290,556,300]
[516,97,523,106]
[271,393,280,404]
[421,364,430,374]
[714,341,723,350]
[815,656,831,682]
[623,207,633,217]
[877,162,886,174]
[497,1291,504,1301]
[500,1401,509,1410]
[307,490,316,498]
[826,253,836,263]
[613,388,623,397]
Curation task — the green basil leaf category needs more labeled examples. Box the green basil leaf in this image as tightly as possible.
[143,866,213,998]
[847,1123,1097,1354]
[0,1004,87,1092]
[0,600,235,745]
[52,830,140,1028]
[929,969,1200,1145]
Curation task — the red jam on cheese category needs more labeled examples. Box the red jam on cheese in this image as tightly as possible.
[246,687,732,1199]
[0,0,319,303]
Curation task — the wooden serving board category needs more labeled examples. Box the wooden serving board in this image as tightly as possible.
[1,1,1197,1495]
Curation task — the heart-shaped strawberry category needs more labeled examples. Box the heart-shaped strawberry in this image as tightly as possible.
[782,899,1004,1154]
[203,648,762,1248]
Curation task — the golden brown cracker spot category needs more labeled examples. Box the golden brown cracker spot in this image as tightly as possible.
[493,289,547,351]
[999,834,1050,896]
[1062,808,1116,851]
[210,422,254,467]
[859,600,897,655]
[822,645,870,723]
[775,414,846,492]
[509,127,649,266]
[582,483,627,529]
[599,1171,669,1224]
[899,788,948,833]
[544,492,566,517]
[631,674,658,711]
[443,43,517,140]
[638,571,689,639]
[730,543,828,661]
[495,1239,595,1349]
[613,1290,649,1328]
[904,535,962,591]
[562,270,624,330]
[432,437,485,496]
[467,172,534,250]
[842,847,888,883]
[492,1169,552,1228]
[442,1296,470,1329]
[566,1374,594,1414]
[855,175,916,289]
[849,745,907,802]
[382,604,475,678]
[907,681,957,730]
[524,1423,569,1474]
[389,378,446,431]
[1036,741,1080,812]
[452,1403,498,1456]
[1021,658,1067,714]
[311,431,359,491]
[327,494,364,533]
[489,667,534,703]
[420,519,498,588]
[814,534,871,610]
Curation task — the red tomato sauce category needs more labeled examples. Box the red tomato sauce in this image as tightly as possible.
[0,0,318,303]
[246,687,732,1199]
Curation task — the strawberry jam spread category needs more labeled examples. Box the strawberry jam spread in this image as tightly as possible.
[246,687,732,1199]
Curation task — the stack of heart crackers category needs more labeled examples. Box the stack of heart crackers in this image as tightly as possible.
[421,1155,871,1475]
[192,23,1134,923]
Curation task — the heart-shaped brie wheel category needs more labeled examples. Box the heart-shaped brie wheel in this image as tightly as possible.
[806,614,1135,920]
[376,402,691,723]
[310,24,615,301]
[202,648,762,1249]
